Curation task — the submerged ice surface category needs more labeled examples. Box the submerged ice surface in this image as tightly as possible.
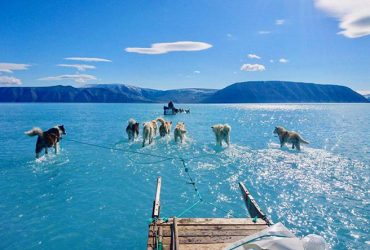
[0,103,369,249]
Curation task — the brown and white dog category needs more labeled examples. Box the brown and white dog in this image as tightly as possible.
[126,118,139,141]
[174,122,187,143]
[142,121,155,147]
[151,120,158,136]
[273,126,309,150]
[156,117,172,137]
[25,125,66,158]
[211,124,231,147]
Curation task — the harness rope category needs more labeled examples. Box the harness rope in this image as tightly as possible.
[63,138,233,219]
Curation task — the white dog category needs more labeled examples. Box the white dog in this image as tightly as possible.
[142,122,155,147]
[174,122,187,143]
[211,124,231,146]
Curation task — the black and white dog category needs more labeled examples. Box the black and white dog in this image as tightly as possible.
[25,125,66,158]
[126,118,139,141]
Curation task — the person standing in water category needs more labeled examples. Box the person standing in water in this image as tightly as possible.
[168,101,174,109]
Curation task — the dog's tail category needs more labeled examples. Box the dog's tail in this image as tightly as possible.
[25,127,43,137]
[156,117,165,125]
[299,136,309,144]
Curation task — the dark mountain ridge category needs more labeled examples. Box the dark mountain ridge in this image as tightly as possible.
[0,81,367,103]
[203,81,367,103]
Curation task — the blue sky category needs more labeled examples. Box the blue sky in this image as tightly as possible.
[0,0,369,92]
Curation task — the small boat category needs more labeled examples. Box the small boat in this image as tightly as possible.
[163,101,190,115]
[163,107,176,115]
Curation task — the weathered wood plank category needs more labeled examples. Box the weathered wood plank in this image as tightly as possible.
[151,242,230,250]
[149,228,263,237]
[159,218,267,225]
[179,243,230,250]
[172,217,179,249]
[161,235,248,245]
[152,177,162,218]
[151,224,267,231]
[147,226,156,249]
[158,226,163,247]
[147,218,267,249]
[239,182,271,225]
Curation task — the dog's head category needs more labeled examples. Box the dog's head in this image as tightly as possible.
[176,122,186,132]
[58,125,66,135]
[211,125,220,133]
[273,126,284,135]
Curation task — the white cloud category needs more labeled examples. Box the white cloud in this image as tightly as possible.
[0,76,22,85]
[125,41,212,55]
[275,19,285,25]
[39,74,97,84]
[57,64,96,71]
[193,70,201,74]
[64,57,111,62]
[279,58,289,63]
[248,54,261,59]
[270,59,274,63]
[0,63,30,73]
[240,64,266,72]
[258,30,271,35]
[315,0,370,38]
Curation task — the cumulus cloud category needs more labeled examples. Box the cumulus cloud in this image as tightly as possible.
[279,58,289,63]
[0,76,22,85]
[248,54,261,59]
[270,59,274,63]
[315,0,370,38]
[275,19,285,25]
[258,30,271,35]
[57,64,96,71]
[64,57,111,62]
[193,70,201,74]
[125,41,212,55]
[39,74,97,84]
[0,63,30,73]
[240,64,266,72]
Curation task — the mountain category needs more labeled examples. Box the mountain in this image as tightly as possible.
[0,82,367,103]
[203,81,368,103]
[0,84,216,103]
[84,84,217,103]
[0,85,149,103]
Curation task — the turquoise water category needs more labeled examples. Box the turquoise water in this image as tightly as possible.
[0,103,369,249]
